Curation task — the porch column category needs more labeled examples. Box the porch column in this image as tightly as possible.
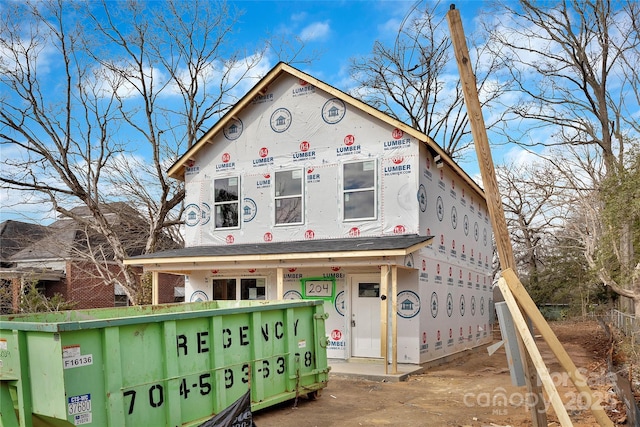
[391,265,398,374]
[152,271,159,305]
[380,265,389,373]
[276,267,284,300]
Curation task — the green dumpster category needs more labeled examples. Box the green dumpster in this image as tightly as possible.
[0,300,330,427]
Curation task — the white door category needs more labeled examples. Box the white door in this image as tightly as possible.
[350,275,381,358]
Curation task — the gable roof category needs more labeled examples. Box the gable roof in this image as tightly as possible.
[167,62,483,197]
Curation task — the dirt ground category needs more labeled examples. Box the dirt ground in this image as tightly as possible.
[253,320,625,427]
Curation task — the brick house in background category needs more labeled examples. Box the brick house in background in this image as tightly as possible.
[0,203,184,313]
[0,220,49,313]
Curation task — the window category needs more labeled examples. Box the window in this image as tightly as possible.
[343,160,376,220]
[174,286,185,303]
[275,169,303,225]
[214,177,239,229]
[114,283,129,307]
[240,278,265,300]
[115,295,129,307]
[212,278,236,300]
[358,282,380,298]
[211,277,266,300]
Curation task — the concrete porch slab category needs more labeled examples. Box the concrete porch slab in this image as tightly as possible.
[328,359,424,382]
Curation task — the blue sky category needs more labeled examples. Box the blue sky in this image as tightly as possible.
[231,0,485,88]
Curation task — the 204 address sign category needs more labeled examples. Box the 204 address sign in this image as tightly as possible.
[304,280,332,297]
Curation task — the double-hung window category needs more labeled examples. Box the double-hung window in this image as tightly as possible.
[343,160,377,221]
[275,169,303,225]
[214,177,240,229]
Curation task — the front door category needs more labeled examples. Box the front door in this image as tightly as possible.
[350,275,381,358]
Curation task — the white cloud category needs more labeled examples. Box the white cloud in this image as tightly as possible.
[0,144,61,224]
[227,53,275,99]
[299,21,330,42]
[0,188,57,224]
[379,16,403,36]
[0,23,58,83]
[290,11,308,23]
[88,62,169,100]
[503,146,540,167]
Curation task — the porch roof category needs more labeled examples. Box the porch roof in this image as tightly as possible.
[124,234,433,273]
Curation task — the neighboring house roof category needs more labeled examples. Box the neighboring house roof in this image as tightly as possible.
[8,203,178,263]
[0,220,49,264]
[125,235,433,270]
[10,219,79,261]
[0,220,65,280]
[167,62,483,197]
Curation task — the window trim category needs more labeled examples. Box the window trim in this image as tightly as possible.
[342,159,377,222]
[274,168,305,226]
[213,175,241,230]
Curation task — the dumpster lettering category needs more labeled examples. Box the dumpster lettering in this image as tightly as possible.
[121,315,317,417]
[176,331,209,356]
[179,373,212,399]
[222,326,250,348]
[174,320,303,354]
[223,356,289,389]
[121,354,309,415]
[225,363,250,389]
[262,321,284,341]
[123,383,165,415]
[219,321,291,349]
[149,384,164,408]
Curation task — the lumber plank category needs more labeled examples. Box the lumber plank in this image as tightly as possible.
[446,8,547,425]
[502,268,614,426]
[498,279,574,426]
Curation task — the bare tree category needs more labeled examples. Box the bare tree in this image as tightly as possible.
[0,0,268,304]
[485,0,640,312]
[497,161,563,288]
[349,1,506,159]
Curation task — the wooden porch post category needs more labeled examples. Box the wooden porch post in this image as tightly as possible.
[380,265,389,373]
[152,271,159,305]
[391,264,398,374]
[276,267,284,300]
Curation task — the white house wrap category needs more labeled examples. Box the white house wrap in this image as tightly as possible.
[127,63,494,366]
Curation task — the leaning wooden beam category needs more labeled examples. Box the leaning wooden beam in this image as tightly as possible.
[497,278,573,427]
[446,6,614,426]
[502,268,614,427]
[446,7,547,425]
